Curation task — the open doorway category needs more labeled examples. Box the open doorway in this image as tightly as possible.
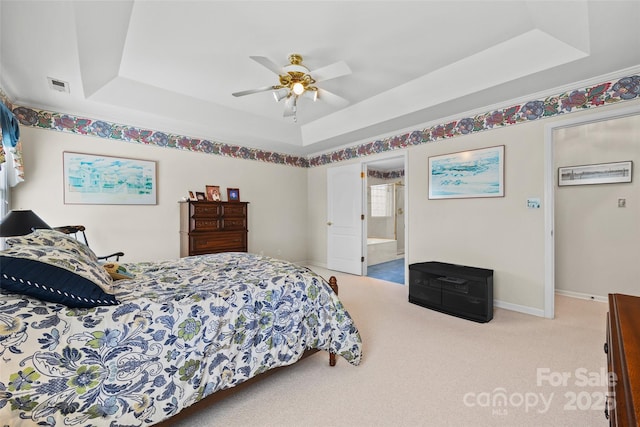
[365,156,406,284]
[544,104,640,318]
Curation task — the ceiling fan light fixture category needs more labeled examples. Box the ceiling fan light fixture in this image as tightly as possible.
[302,88,318,102]
[292,82,305,95]
[273,87,289,102]
[234,53,350,122]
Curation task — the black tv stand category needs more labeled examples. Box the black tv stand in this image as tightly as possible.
[409,262,493,323]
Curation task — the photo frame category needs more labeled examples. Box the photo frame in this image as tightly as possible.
[195,192,206,201]
[206,185,221,201]
[188,191,197,201]
[558,161,632,186]
[428,145,505,199]
[227,188,240,202]
[63,152,157,205]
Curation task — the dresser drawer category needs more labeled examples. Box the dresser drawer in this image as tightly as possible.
[221,203,246,217]
[189,232,247,254]
[221,218,246,230]
[191,218,220,231]
[192,203,220,217]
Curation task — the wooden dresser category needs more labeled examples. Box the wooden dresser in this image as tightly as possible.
[179,201,248,257]
[605,293,640,426]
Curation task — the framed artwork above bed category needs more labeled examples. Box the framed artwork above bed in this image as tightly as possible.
[63,152,157,205]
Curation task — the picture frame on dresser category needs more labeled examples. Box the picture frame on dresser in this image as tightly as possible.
[227,188,240,202]
[195,192,206,201]
[206,185,221,201]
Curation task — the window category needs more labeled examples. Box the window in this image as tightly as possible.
[370,184,393,217]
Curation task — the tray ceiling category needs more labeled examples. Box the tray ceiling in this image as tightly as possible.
[1,1,639,156]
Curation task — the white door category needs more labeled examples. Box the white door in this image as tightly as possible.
[327,163,363,275]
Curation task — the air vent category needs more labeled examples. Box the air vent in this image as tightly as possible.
[47,77,70,93]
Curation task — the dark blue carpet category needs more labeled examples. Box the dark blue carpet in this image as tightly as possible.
[367,258,405,284]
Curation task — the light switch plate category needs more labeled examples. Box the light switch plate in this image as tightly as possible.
[527,198,541,209]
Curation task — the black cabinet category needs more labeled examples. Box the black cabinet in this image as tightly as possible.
[409,261,493,323]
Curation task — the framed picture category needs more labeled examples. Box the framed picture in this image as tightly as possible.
[63,152,157,205]
[428,145,505,199]
[195,192,206,201]
[227,188,240,202]
[558,161,632,186]
[188,191,197,201]
[206,185,221,201]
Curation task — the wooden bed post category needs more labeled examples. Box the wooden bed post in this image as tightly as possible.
[328,275,338,294]
[328,276,338,367]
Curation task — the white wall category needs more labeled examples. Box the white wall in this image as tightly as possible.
[10,99,640,313]
[554,113,640,298]
[306,100,640,313]
[12,127,309,263]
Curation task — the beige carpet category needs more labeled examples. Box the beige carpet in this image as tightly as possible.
[173,266,610,427]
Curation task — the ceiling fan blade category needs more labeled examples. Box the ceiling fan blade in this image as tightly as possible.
[250,56,283,75]
[311,61,351,82]
[317,88,349,107]
[283,96,297,117]
[232,86,275,97]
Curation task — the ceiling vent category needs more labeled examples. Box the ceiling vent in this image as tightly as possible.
[47,77,70,93]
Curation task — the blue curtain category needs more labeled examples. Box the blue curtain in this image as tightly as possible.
[0,102,24,187]
[0,102,20,149]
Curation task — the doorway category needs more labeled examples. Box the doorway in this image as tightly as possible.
[364,156,407,284]
[544,104,640,318]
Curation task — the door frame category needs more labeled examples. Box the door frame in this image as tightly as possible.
[362,153,409,282]
[543,103,640,318]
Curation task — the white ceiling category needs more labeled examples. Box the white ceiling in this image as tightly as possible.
[1,1,639,157]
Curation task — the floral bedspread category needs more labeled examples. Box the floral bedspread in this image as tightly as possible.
[0,252,362,426]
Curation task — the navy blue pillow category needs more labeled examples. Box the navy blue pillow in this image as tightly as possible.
[0,256,119,308]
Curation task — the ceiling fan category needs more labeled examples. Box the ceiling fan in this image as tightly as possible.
[232,54,351,122]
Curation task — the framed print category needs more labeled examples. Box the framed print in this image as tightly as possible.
[227,188,240,202]
[188,191,197,201]
[63,152,157,205]
[195,192,206,201]
[206,185,221,201]
[558,161,632,186]
[428,145,505,199]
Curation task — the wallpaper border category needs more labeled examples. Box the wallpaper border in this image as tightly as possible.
[3,75,639,168]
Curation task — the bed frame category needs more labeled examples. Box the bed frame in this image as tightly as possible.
[154,276,339,426]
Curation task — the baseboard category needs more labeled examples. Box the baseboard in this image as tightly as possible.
[555,289,608,303]
[493,299,545,317]
[301,260,327,270]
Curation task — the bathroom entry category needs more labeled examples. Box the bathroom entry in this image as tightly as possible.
[365,157,406,284]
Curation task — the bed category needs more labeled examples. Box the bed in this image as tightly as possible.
[0,229,362,426]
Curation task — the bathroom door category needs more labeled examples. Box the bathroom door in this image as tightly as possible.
[327,163,364,275]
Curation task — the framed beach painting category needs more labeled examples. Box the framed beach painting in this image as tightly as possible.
[428,145,505,199]
[63,152,157,205]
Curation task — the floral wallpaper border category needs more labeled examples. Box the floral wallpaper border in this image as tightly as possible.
[368,169,405,179]
[3,75,639,168]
